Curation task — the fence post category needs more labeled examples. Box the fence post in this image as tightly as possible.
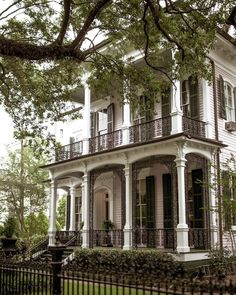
[48,240,65,295]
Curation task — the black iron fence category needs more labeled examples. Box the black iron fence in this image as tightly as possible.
[182,116,206,137]
[1,250,236,295]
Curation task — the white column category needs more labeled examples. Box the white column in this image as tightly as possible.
[171,80,183,134]
[209,155,218,248]
[175,143,190,253]
[81,183,85,224]
[69,186,76,231]
[48,180,57,246]
[82,172,90,248]
[123,164,133,250]
[122,79,131,145]
[82,75,91,155]
[202,79,213,138]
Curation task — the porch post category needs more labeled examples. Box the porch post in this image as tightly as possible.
[123,163,133,250]
[175,143,190,253]
[122,79,131,145]
[82,172,90,248]
[209,155,218,248]
[48,180,57,246]
[82,73,91,155]
[69,186,76,231]
[202,79,213,138]
[171,80,183,134]
[65,191,71,230]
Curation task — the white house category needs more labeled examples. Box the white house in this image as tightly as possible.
[42,29,236,261]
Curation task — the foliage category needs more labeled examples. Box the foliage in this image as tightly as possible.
[24,211,49,238]
[3,216,18,238]
[74,249,185,279]
[57,195,66,230]
[208,248,235,278]
[0,1,235,143]
[0,144,48,236]
[102,219,114,230]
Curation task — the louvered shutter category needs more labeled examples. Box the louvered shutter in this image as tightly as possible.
[90,112,96,137]
[189,76,199,119]
[219,75,226,119]
[107,103,114,133]
[161,88,171,117]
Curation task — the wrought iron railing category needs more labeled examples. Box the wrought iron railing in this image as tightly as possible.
[89,130,123,153]
[55,141,83,162]
[129,116,171,144]
[92,229,124,248]
[182,116,206,138]
[189,228,209,250]
[57,230,82,247]
[132,228,175,249]
[25,235,49,259]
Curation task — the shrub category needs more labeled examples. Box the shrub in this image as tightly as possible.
[3,217,17,238]
[74,249,185,280]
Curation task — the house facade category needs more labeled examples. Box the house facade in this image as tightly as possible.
[43,31,236,260]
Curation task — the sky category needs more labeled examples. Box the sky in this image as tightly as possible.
[0,107,15,158]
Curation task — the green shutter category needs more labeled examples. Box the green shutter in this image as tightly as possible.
[107,103,114,133]
[163,173,173,228]
[90,112,96,137]
[146,176,155,229]
[219,75,226,119]
[222,170,231,231]
[189,76,199,119]
[161,88,171,117]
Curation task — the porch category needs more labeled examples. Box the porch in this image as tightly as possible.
[54,116,206,162]
[57,228,209,251]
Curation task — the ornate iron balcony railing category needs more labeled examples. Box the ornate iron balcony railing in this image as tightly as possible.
[89,129,123,154]
[182,116,206,138]
[129,116,171,144]
[55,140,83,162]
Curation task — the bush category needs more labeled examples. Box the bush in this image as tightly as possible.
[3,217,17,238]
[74,249,185,280]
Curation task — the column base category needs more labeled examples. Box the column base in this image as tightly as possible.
[171,111,183,134]
[48,231,56,246]
[123,228,132,250]
[82,229,89,248]
[82,139,89,155]
[121,126,130,145]
[176,226,190,253]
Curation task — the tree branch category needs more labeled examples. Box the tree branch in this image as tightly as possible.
[142,2,173,83]
[69,0,112,49]
[54,0,72,45]
[0,37,85,61]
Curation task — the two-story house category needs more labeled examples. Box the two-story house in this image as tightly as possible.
[42,29,236,261]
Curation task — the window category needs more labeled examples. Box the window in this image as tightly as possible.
[90,103,114,137]
[181,76,199,119]
[225,82,235,122]
[132,95,153,124]
[218,75,236,123]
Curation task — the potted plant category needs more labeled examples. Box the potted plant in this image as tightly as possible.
[1,216,18,255]
[102,220,114,247]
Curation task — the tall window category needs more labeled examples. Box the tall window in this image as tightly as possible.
[225,82,235,122]
[181,76,199,119]
[132,95,153,124]
[218,75,236,123]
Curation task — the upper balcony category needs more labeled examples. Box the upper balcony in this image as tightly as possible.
[54,115,206,163]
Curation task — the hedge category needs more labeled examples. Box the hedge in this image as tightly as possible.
[73,248,185,279]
